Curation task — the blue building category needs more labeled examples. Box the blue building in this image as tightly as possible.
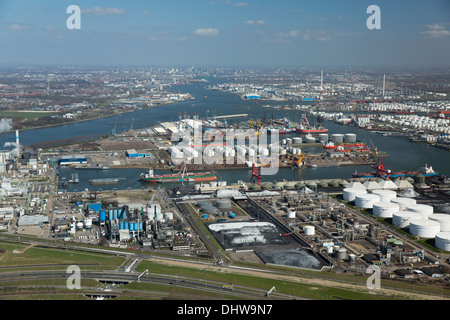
[126,149,151,158]
[58,155,87,165]
[245,94,261,100]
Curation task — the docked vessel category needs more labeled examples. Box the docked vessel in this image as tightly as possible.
[296,114,328,134]
[76,165,110,170]
[323,141,338,149]
[352,159,438,179]
[89,178,122,185]
[139,168,217,183]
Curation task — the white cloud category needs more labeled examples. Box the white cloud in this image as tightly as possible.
[421,24,450,38]
[81,7,125,15]
[245,20,265,26]
[194,28,219,36]
[9,24,27,30]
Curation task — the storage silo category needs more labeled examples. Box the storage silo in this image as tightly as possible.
[216,199,232,209]
[392,211,422,229]
[409,219,440,238]
[435,232,450,251]
[371,190,397,202]
[286,138,292,145]
[336,248,347,260]
[390,197,417,211]
[344,133,357,143]
[318,133,329,142]
[343,188,367,201]
[429,214,450,232]
[304,225,315,235]
[372,202,400,218]
[355,194,381,209]
[405,204,434,219]
[331,134,344,144]
[293,137,303,144]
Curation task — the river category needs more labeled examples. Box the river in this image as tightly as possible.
[1,78,449,191]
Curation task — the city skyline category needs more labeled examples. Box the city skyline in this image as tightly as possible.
[1,0,450,67]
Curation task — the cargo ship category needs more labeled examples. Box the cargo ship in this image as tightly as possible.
[352,159,438,178]
[296,114,328,134]
[75,165,110,170]
[139,168,217,183]
[89,178,122,185]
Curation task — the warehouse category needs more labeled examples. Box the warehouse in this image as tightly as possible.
[58,155,87,165]
[126,149,151,158]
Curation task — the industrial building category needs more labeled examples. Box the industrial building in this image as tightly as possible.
[58,155,88,165]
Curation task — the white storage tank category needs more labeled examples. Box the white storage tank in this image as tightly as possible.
[304,225,315,235]
[293,137,303,144]
[318,134,329,142]
[344,133,357,143]
[390,197,417,211]
[372,202,400,218]
[331,134,344,144]
[287,210,296,219]
[343,188,367,201]
[409,219,440,238]
[435,232,450,251]
[392,211,422,229]
[405,204,434,219]
[371,190,397,202]
[429,214,450,232]
[355,194,381,209]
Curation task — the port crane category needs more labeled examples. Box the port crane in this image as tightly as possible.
[369,139,378,155]
[295,154,307,167]
[372,158,391,178]
[250,163,261,186]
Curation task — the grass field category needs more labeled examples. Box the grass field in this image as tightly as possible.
[0,111,54,120]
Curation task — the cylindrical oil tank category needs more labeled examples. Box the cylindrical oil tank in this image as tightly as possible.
[285,138,292,145]
[409,219,440,238]
[284,181,297,190]
[429,214,450,232]
[326,246,334,254]
[435,232,450,251]
[331,134,344,144]
[372,202,400,218]
[392,211,422,228]
[164,212,174,220]
[336,248,347,260]
[197,201,213,208]
[119,221,125,230]
[305,136,316,143]
[371,190,397,202]
[293,137,303,144]
[343,188,367,201]
[390,197,417,211]
[287,210,296,219]
[348,254,356,262]
[355,194,381,209]
[405,204,434,219]
[318,133,329,142]
[304,225,315,235]
[216,199,231,209]
[344,133,357,143]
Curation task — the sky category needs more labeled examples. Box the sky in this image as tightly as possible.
[0,0,449,68]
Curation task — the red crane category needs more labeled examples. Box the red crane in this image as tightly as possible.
[372,158,390,178]
[250,163,261,186]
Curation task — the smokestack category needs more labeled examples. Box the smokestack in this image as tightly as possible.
[320,70,323,89]
[15,130,19,147]
[382,74,385,97]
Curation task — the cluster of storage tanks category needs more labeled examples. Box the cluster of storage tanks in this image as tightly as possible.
[342,186,450,250]
[378,114,450,134]
[197,200,234,219]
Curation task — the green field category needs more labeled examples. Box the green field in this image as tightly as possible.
[0,110,54,120]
